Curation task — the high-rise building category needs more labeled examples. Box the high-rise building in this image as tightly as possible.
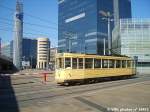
[13,0,23,69]
[112,19,150,74]
[58,0,131,55]
[37,38,50,69]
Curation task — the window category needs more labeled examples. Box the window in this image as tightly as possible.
[85,58,93,69]
[79,58,83,69]
[65,58,71,68]
[116,60,121,68]
[72,58,77,69]
[57,58,63,69]
[102,60,108,68]
[122,60,126,68]
[94,59,101,68]
[109,60,115,68]
[127,61,131,68]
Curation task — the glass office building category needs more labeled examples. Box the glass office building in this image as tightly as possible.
[22,38,37,68]
[112,19,150,68]
[58,0,131,55]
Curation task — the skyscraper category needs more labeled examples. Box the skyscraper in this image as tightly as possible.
[13,0,23,69]
[58,0,131,55]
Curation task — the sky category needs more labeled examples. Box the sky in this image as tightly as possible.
[0,0,150,47]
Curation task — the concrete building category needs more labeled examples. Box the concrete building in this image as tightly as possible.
[49,47,57,70]
[58,0,131,55]
[13,0,23,69]
[112,19,150,74]
[37,38,50,69]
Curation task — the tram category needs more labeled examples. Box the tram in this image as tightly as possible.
[55,53,136,85]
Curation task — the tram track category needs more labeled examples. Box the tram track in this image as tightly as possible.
[16,76,150,107]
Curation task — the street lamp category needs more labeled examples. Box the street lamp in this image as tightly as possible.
[100,10,114,55]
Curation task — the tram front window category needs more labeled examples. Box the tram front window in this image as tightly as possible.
[65,58,71,68]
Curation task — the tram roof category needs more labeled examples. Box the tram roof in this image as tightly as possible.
[56,53,132,60]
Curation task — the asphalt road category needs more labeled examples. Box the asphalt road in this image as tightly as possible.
[0,72,150,112]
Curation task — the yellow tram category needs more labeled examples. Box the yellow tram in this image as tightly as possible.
[55,53,136,84]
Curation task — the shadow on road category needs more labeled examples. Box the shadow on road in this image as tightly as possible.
[0,75,19,112]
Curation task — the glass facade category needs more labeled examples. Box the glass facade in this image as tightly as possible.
[22,38,37,68]
[58,0,131,55]
[112,19,150,67]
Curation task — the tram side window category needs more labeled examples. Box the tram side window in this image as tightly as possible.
[85,58,93,69]
[58,58,63,69]
[79,58,83,69]
[102,60,108,68]
[65,58,71,68]
[109,60,115,68]
[122,60,126,68]
[116,60,121,68]
[94,59,101,68]
[72,58,77,69]
[127,61,131,68]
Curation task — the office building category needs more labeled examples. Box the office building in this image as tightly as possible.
[22,38,37,68]
[37,38,50,69]
[13,0,23,69]
[58,0,131,55]
[112,19,150,74]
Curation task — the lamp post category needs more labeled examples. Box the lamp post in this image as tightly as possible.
[100,10,113,55]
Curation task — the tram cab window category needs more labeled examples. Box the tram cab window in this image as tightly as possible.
[109,60,115,68]
[122,60,126,68]
[116,60,121,68]
[65,58,71,68]
[102,60,108,68]
[72,58,77,69]
[79,58,83,69]
[85,58,93,69]
[94,59,101,68]
[127,61,131,68]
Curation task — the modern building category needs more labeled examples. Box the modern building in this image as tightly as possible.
[112,19,150,74]
[13,0,23,69]
[49,47,57,70]
[37,38,50,69]
[58,0,131,55]
[22,38,37,68]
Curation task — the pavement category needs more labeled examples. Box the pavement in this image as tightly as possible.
[0,70,150,112]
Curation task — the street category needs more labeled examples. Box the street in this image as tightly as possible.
[0,71,150,112]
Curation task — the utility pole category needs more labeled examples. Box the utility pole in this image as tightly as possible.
[100,10,113,55]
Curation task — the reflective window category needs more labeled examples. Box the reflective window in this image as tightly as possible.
[72,58,77,69]
[116,60,121,68]
[102,60,108,68]
[109,60,115,68]
[122,60,126,68]
[94,59,101,68]
[85,58,93,69]
[65,58,71,68]
[79,58,83,69]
